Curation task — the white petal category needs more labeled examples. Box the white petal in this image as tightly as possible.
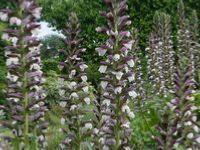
[84,97,90,105]
[98,65,107,73]
[128,90,137,98]
[101,81,108,89]
[81,75,87,82]
[127,59,135,67]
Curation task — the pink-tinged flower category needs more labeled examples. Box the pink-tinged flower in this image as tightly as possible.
[9,17,22,26]
[1,33,9,40]
[96,47,107,56]
[79,64,88,71]
[123,40,133,50]
[32,7,42,19]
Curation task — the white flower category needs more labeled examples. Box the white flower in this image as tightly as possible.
[70,105,77,111]
[98,65,107,73]
[96,47,107,56]
[30,63,41,70]
[128,74,135,82]
[79,64,88,71]
[0,110,5,116]
[82,86,89,93]
[30,85,42,91]
[9,37,18,45]
[114,86,122,94]
[0,12,8,21]
[70,92,79,99]
[127,59,135,67]
[190,106,197,111]
[10,17,22,26]
[7,72,18,82]
[6,57,19,66]
[102,99,110,106]
[113,54,120,61]
[101,81,108,89]
[184,111,192,117]
[68,81,77,89]
[196,136,200,144]
[59,89,65,97]
[7,98,20,102]
[93,128,99,134]
[192,116,197,122]
[59,101,67,108]
[128,90,137,98]
[115,71,123,80]
[84,97,90,105]
[32,7,42,19]
[193,125,199,133]
[187,133,194,139]
[184,121,192,126]
[84,123,93,130]
[81,75,87,82]
[128,111,135,118]
[122,105,130,113]
[69,69,76,78]
[60,118,65,125]
[124,146,131,150]
[1,33,9,41]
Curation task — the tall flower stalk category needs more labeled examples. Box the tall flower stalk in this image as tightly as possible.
[96,0,136,149]
[59,12,93,149]
[0,0,47,149]
[177,0,196,83]
[155,66,200,149]
[147,12,175,97]
[189,10,200,88]
[131,28,147,104]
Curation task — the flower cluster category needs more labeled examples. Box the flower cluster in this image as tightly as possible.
[58,12,93,149]
[96,0,136,149]
[0,0,47,148]
[155,66,200,149]
[146,12,175,97]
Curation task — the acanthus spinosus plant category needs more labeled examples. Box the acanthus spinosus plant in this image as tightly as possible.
[0,0,47,149]
[131,28,147,104]
[189,10,200,88]
[58,12,94,149]
[177,0,196,83]
[154,65,200,149]
[146,12,175,97]
[95,0,136,149]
